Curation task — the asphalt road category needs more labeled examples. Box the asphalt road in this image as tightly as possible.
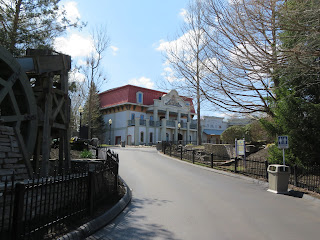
[87,147,320,240]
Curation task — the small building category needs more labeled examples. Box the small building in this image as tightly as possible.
[201,116,228,144]
[99,85,197,145]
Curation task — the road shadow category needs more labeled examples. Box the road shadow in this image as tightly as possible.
[282,190,305,198]
[87,197,180,240]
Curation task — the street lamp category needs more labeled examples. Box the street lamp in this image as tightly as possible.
[178,122,181,144]
[78,106,84,137]
[108,119,112,145]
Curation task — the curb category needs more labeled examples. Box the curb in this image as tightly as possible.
[158,151,320,203]
[58,176,132,240]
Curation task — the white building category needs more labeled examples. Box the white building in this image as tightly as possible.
[99,85,197,145]
[201,116,228,143]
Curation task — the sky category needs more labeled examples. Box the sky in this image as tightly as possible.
[55,0,189,90]
[54,0,230,118]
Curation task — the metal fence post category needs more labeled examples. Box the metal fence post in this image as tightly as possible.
[114,161,119,193]
[12,182,25,240]
[192,150,195,164]
[294,165,298,186]
[234,158,238,173]
[170,144,172,156]
[211,153,213,168]
[180,146,183,160]
[265,160,269,180]
[88,171,94,216]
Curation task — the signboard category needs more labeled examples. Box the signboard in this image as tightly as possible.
[237,140,245,156]
[278,136,289,149]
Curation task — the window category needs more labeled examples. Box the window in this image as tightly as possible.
[140,132,144,142]
[136,91,143,104]
[131,113,135,120]
[140,114,144,120]
[150,116,153,121]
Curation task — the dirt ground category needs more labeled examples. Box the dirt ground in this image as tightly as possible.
[50,148,83,159]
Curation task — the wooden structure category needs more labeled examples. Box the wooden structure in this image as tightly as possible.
[0,46,71,177]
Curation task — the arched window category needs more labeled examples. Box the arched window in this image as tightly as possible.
[136,91,143,104]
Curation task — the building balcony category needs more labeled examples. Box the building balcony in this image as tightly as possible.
[140,119,146,126]
[128,119,135,126]
[166,120,175,127]
[190,123,197,129]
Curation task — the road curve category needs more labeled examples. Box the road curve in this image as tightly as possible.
[87,147,320,240]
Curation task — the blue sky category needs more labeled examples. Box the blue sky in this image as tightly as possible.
[56,0,189,91]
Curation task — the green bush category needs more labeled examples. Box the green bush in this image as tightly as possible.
[80,149,93,158]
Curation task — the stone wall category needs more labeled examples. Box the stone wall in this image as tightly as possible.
[0,125,28,182]
[203,143,236,159]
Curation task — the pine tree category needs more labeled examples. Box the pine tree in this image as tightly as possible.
[82,83,106,140]
[0,0,83,55]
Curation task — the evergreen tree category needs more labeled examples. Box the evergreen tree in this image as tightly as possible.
[266,0,320,165]
[0,0,83,55]
[82,83,106,140]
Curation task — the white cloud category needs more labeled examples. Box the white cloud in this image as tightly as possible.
[69,68,86,82]
[54,33,94,57]
[128,77,154,89]
[110,46,119,56]
[59,1,81,24]
[179,8,189,23]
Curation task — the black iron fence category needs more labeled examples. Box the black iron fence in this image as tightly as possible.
[162,143,320,194]
[0,148,119,240]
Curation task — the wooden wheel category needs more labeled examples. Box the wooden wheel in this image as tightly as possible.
[0,46,38,162]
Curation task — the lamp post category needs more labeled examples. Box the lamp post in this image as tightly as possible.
[178,122,181,145]
[108,119,112,145]
[78,106,84,137]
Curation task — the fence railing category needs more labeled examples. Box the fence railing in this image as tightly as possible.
[0,148,119,240]
[162,143,320,194]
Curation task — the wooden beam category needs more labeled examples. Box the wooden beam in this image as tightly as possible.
[41,73,53,177]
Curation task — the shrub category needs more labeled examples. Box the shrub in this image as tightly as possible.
[80,149,93,158]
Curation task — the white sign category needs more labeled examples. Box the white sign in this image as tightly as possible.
[278,136,289,149]
[237,139,245,156]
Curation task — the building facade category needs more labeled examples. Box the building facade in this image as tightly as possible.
[99,85,197,145]
[201,116,228,144]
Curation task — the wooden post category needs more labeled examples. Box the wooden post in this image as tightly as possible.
[211,153,213,168]
[59,130,64,174]
[41,73,53,177]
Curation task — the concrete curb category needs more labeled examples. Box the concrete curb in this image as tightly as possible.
[158,151,320,203]
[58,176,132,240]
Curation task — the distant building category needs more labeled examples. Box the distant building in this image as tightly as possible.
[201,116,228,144]
[99,85,197,145]
[200,116,253,144]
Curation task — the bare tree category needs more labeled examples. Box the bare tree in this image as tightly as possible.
[79,25,110,139]
[161,0,210,144]
[198,0,283,116]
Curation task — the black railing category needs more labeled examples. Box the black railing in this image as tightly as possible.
[128,119,135,126]
[162,143,320,194]
[0,148,119,240]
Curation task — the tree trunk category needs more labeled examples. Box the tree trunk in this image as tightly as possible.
[9,0,22,54]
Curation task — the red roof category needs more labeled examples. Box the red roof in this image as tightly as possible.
[99,85,195,113]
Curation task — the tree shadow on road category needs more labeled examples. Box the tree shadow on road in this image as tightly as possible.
[87,197,181,240]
